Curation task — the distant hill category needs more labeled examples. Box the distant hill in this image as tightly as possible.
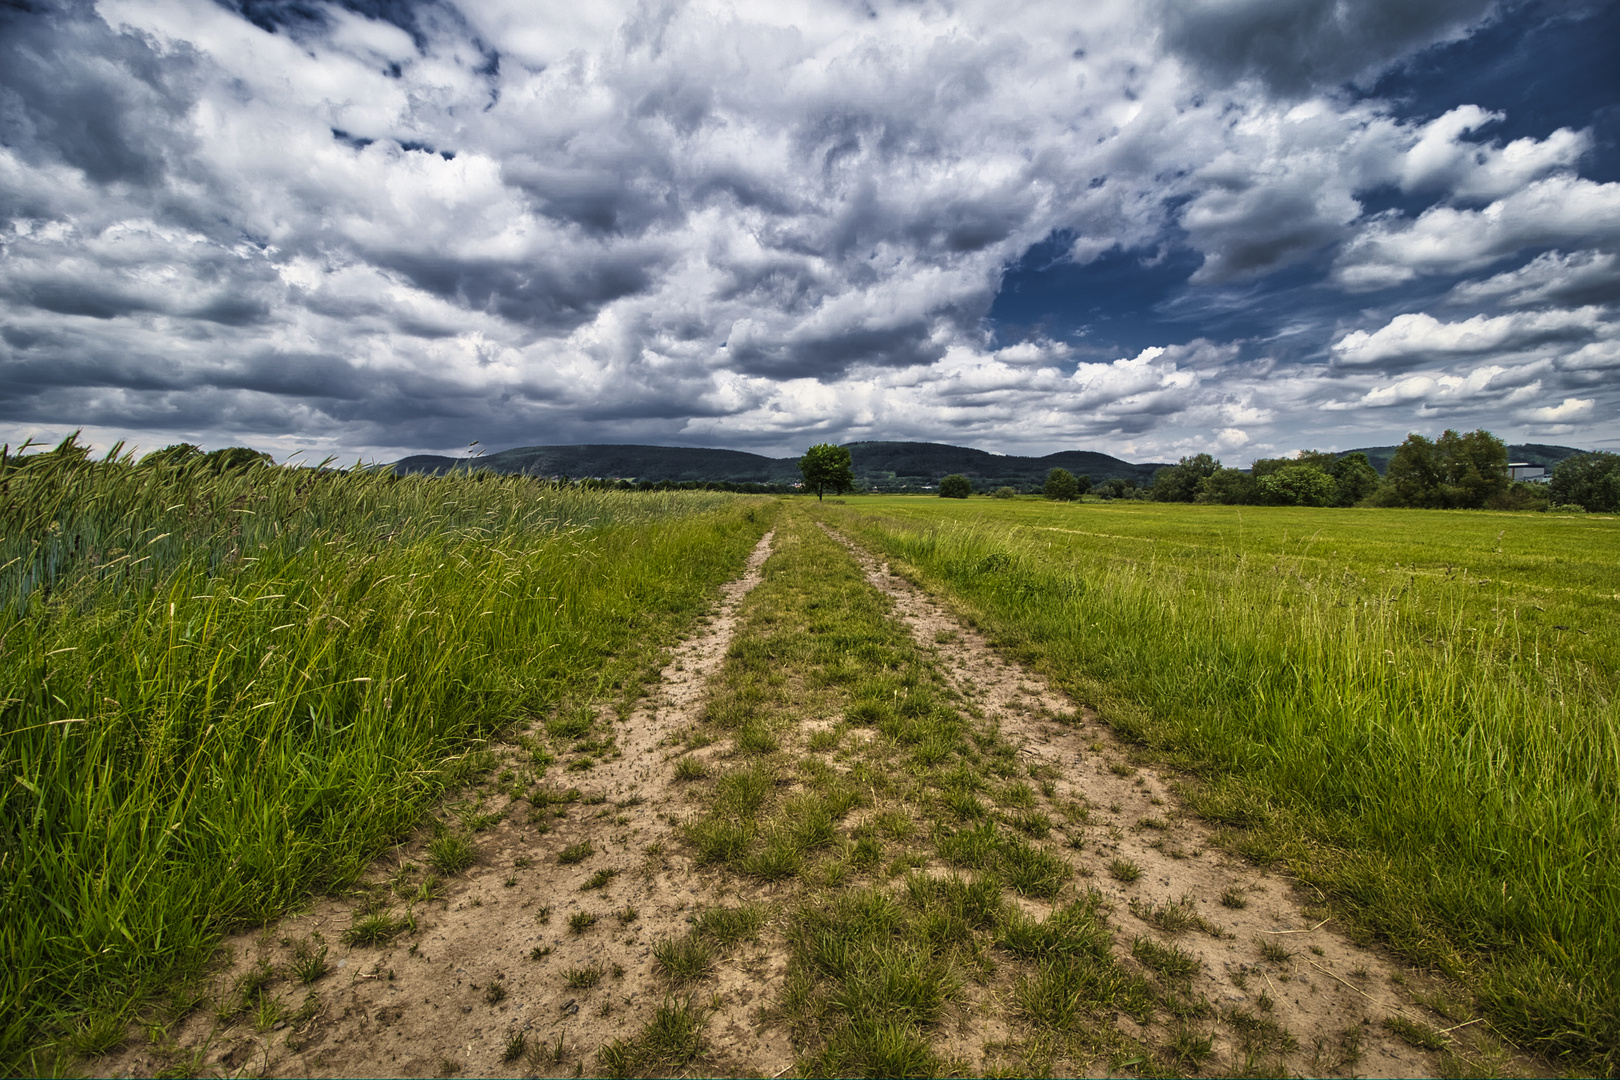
[842,442,1165,490]
[1339,442,1587,475]
[391,441,1166,490]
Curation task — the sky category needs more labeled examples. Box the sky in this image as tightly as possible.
[1,0,1616,466]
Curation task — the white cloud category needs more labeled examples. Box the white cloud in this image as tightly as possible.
[1447,250,1620,309]
[1518,396,1594,423]
[1331,308,1610,367]
[1399,105,1586,200]
[1328,363,1541,411]
[1,0,1615,461]
[1334,176,1620,290]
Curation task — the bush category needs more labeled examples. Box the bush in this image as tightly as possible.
[1330,452,1380,506]
[938,475,972,499]
[1196,467,1256,505]
[1257,464,1336,507]
[1487,481,1551,512]
[1378,429,1509,509]
[1096,477,1139,500]
[991,487,1017,500]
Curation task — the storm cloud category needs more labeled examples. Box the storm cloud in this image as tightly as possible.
[1,0,1616,463]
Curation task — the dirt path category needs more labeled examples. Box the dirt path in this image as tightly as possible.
[101,518,1534,1079]
[820,522,1527,1079]
[106,531,786,1080]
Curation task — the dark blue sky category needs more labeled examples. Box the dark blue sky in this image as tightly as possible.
[988,1,1620,373]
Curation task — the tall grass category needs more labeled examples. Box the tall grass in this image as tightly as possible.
[0,438,768,1069]
[824,499,1619,1073]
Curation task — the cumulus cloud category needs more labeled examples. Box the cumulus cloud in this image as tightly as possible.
[1398,105,1587,200]
[1518,396,1594,423]
[1447,250,1620,309]
[1161,0,1500,96]
[1331,308,1610,367]
[1179,102,1588,284]
[1316,303,1620,433]
[0,0,1615,461]
[1333,176,1620,290]
[1324,363,1544,411]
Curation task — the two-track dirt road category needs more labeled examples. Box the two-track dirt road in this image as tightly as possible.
[102,519,1532,1079]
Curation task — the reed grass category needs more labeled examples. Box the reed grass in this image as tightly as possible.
[0,436,769,1070]
[822,497,1620,1073]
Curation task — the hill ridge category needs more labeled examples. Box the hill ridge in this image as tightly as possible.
[391,441,1166,489]
[390,440,1592,488]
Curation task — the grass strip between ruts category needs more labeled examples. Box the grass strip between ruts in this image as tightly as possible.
[612,510,1234,1079]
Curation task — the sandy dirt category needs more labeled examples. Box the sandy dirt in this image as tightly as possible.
[97,521,1539,1079]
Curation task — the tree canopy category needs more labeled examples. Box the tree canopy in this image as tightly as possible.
[1150,453,1220,502]
[1374,429,1508,509]
[798,443,855,501]
[938,473,972,498]
[1043,467,1079,501]
[1550,451,1620,512]
[1257,463,1337,506]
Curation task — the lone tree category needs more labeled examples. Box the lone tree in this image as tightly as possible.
[938,474,972,498]
[1043,467,1080,501]
[799,443,855,501]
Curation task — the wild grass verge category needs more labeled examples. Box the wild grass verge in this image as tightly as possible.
[821,497,1620,1074]
[0,438,771,1071]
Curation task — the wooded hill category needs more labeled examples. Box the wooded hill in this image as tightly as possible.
[390,439,1590,490]
[391,441,1167,490]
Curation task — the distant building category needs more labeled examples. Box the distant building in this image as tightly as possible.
[1509,462,1547,482]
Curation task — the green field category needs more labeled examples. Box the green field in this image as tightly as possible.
[6,453,1617,1075]
[0,447,771,1072]
[818,495,1619,1072]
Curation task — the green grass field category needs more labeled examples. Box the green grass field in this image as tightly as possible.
[7,454,1616,1076]
[0,447,772,1072]
[818,495,1619,1073]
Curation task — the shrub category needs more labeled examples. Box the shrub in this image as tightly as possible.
[1378,429,1509,508]
[1257,464,1336,507]
[938,474,972,499]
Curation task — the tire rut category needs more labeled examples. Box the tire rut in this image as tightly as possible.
[820,522,1515,1080]
[104,532,788,1080]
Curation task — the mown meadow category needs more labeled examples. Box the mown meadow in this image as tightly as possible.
[819,496,1619,1075]
[0,440,771,1073]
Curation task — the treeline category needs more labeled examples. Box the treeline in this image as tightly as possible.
[1146,428,1619,512]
